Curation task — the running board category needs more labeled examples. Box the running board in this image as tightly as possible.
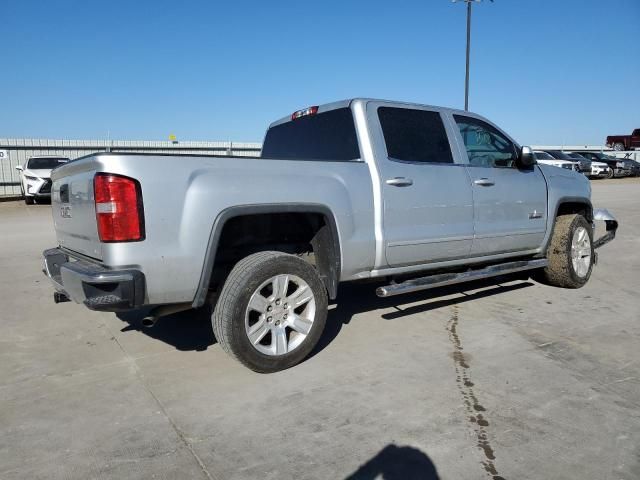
[376,258,548,298]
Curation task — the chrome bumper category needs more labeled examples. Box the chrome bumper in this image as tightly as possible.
[592,209,618,249]
[43,248,146,311]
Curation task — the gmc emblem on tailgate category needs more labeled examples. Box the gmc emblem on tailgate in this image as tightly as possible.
[60,206,72,218]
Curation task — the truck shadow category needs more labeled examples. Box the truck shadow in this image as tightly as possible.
[310,276,534,359]
[116,275,534,354]
[116,304,216,352]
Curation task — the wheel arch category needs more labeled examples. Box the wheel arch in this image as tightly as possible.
[541,196,593,255]
[555,198,593,223]
[192,203,342,307]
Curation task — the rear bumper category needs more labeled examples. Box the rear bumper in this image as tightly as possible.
[43,248,145,311]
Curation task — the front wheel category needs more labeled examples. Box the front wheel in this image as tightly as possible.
[606,168,615,179]
[212,251,328,373]
[25,196,35,205]
[613,142,625,151]
[536,214,594,288]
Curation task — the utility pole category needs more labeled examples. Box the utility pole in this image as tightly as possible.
[453,0,492,111]
[464,0,471,111]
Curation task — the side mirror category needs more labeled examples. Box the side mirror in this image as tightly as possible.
[15,165,23,171]
[518,146,536,168]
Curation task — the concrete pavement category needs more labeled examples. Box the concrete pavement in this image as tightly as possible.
[1,179,639,480]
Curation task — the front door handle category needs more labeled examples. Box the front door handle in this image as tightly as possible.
[473,178,495,187]
[386,177,414,187]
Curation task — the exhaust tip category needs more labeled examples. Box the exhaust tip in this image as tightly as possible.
[141,316,157,328]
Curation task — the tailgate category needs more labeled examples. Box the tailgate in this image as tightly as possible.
[51,156,103,260]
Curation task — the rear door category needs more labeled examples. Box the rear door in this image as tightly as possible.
[450,113,547,256]
[367,103,474,267]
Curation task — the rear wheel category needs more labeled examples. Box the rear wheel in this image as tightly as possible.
[212,251,328,373]
[536,214,594,288]
[25,196,35,205]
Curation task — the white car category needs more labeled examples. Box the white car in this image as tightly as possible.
[15,156,69,204]
[533,151,579,171]
[588,161,612,179]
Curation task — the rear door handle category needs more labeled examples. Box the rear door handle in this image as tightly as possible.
[473,178,495,187]
[385,177,413,187]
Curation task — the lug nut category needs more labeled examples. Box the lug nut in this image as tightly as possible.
[267,306,273,312]
[275,320,280,326]
[267,316,273,323]
[283,313,288,319]
[283,303,288,309]
[275,299,281,305]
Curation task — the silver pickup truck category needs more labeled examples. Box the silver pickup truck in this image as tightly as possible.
[43,98,618,372]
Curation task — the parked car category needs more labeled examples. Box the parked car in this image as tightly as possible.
[533,151,579,171]
[42,99,618,372]
[566,153,611,179]
[544,150,590,173]
[577,152,632,177]
[625,159,640,176]
[606,129,640,151]
[15,156,69,204]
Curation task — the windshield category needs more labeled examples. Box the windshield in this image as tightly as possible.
[545,150,573,160]
[27,157,69,169]
[567,153,587,159]
[534,151,555,160]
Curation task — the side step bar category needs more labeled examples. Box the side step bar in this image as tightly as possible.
[376,258,548,298]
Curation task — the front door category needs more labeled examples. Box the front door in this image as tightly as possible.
[451,114,548,256]
[368,104,475,267]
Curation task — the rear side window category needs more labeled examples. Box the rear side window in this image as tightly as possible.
[378,107,454,164]
[261,107,360,161]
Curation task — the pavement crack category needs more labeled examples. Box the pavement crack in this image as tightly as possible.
[447,305,505,480]
[105,322,219,480]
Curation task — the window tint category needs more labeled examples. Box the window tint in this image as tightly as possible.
[534,151,555,160]
[261,107,360,161]
[378,107,453,164]
[545,150,573,160]
[27,157,69,169]
[454,115,517,168]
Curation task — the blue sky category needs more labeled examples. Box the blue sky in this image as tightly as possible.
[1,0,638,145]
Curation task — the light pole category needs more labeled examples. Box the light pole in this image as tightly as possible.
[453,0,492,111]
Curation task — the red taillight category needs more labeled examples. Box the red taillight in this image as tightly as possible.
[291,106,318,121]
[94,173,145,242]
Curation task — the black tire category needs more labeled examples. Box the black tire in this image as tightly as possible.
[25,196,34,205]
[613,142,625,151]
[535,214,594,288]
[212,251,328,373]
[606,168,615,179]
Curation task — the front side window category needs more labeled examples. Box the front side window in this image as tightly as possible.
[378,107,454,164]
[454,115,517,168]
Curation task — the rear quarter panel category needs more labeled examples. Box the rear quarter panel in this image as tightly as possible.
[91,154,375,305]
